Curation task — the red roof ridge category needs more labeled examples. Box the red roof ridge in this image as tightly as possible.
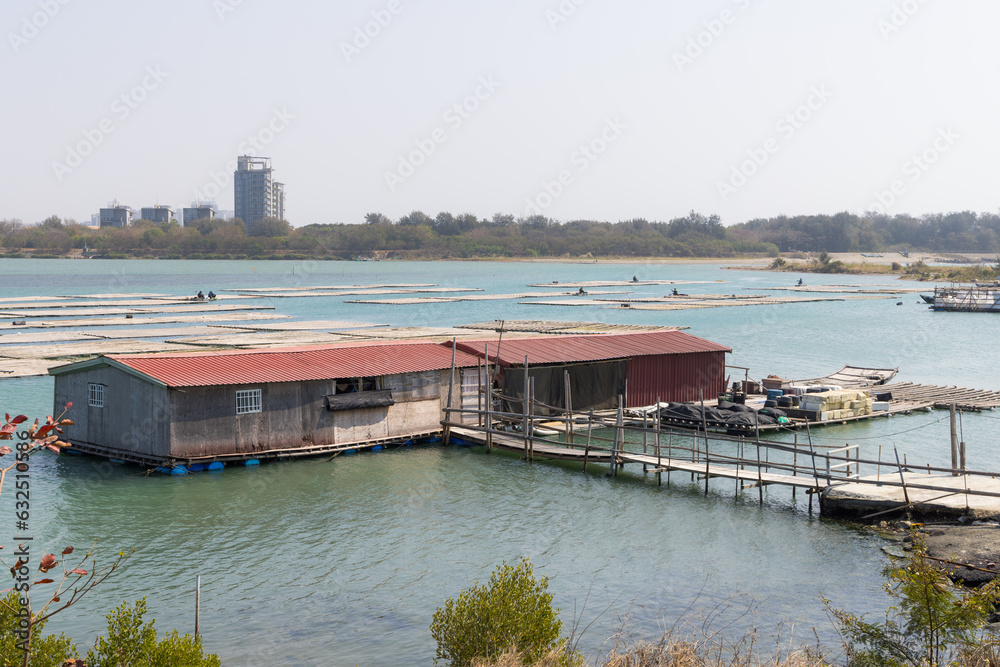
[107,338,456,361]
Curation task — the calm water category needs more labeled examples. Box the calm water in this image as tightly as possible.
[0,258,993,665]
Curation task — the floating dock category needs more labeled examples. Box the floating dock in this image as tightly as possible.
[929,285,1000,312]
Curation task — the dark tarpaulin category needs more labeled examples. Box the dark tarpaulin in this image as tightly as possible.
[655,401,783,429]
[502,361,626,416]
[324,390,395,411]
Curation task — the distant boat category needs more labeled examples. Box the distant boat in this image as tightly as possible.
[920,294,934,304]
[931,285,1000,312]
[788,365,898,389]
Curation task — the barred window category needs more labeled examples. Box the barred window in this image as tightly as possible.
[88,383,105,408]
[236,389,262,414]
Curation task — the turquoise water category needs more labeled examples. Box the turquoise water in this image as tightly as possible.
[0,258,990,665]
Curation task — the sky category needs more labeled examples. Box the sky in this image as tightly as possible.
[3,0,998,227]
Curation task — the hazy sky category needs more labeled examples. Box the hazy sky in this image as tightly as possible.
[4,1,997,227]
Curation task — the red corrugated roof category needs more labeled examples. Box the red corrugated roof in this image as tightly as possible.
[101,341,480,388]
[451,331,731,366]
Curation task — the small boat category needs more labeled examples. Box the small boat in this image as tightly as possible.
[788,365,898,389]
[920,294,934,304]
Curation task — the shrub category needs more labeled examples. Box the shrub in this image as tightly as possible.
[0,591,75,666]
[430,559,569,667]
[86,598,221,667]
[827,535,1000,667]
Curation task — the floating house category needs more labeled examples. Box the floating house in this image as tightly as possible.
[48,342,482,466]
[449,331,732,415]
[931,284,1000,312]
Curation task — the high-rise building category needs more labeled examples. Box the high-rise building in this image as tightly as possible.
[99,202,132,228]
[272,182,285,222]
[234,156,284,234]
[140,205,174,224]
[182,202,216,225]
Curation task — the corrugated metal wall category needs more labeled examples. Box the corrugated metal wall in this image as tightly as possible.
[625,351,727,407]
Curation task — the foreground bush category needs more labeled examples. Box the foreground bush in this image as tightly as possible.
[86,598,221,667]
[0,592,221,666]
[431,558,574,666]
[827,535,1000,667]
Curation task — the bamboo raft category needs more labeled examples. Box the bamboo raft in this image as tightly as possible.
[880,382,1000,411]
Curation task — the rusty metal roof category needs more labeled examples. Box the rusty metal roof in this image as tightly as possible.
[52,341,481,388]
[450,331,731,366]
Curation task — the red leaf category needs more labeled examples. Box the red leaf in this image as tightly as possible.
[68,568,87,576]
[38,554,57,573]
[62,546,73,555]
[50,596,60,603]
[9,416,26,425]
[35,578,54,584]
[65,402,72,409]
[0,447,11,457]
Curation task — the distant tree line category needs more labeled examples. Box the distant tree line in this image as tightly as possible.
[0,211,774,259]
[1,209,996,260]
[728,210,1000,253]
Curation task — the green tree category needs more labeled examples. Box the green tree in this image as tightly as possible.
[0,591,75,666]
[430,558,569,667]
[827,536,1000,667]
[86,598,221,667]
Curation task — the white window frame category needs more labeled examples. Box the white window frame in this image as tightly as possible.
[236,389,262,415]
[88,383,105,408]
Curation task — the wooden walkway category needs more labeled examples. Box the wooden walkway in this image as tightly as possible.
[881,382,1000,411]
[445,412,1000,520]
[447,425,818,489]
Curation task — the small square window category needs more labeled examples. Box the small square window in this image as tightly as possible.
[236,389,262,414]
[88,383,104,408]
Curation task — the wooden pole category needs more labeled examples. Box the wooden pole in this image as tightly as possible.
[444,337,457,445]
[610,398,623,477]
[524,376,533,462]
[959,409,966,472]
[484,344,492,453]
[642,412,648,473]
[667,429,672,487]
[584,409,593,473]
[477,355,483,427]
[894,445,911,507]
[529,378,536,462]
[494,320,505,380]
[195,575,201,638]
[951,403,959,475]
[704,445,710,496]
[806,421,818,514]
[564,370,574,446]
[699,388,710,461]
[754,410,763,505]
[792,432,797,500]
[655,397,662,487]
